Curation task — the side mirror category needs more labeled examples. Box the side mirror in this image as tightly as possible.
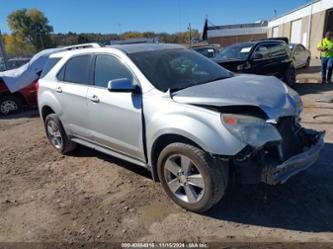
[107,78,137,92]
[253,53,263,60]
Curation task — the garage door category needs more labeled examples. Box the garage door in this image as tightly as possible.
[291,19,302,44]
[272,26,279,38]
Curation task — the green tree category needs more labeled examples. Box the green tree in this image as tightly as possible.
[3,34,35,57]
[7,8,53,52]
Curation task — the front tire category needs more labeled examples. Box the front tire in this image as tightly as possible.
[157,143,227,213]
[44,114,76,154]
[284,67,296,86]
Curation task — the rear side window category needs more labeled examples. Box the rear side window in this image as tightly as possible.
[94,54,133,88]
[40,57,61,78]
[57,66,65,81]
[63,55,93,85]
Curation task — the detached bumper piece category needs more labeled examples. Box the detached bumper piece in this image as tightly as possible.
[263,129,325,185]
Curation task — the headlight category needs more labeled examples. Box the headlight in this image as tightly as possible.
[221,114,282,147]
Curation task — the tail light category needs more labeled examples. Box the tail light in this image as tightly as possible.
[34,80,39,91]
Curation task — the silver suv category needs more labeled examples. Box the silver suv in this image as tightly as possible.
[38,44,325,212]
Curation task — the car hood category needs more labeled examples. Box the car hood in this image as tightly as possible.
[172,74,300,119]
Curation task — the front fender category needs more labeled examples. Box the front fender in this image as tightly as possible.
[145,102,247,165]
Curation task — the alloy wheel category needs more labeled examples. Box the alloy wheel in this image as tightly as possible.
[0,100,18,115]
[164,154,205,203]
[46,120,63,149]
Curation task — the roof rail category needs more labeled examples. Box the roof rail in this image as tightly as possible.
[250,37,289,44]
[60,43,101,51]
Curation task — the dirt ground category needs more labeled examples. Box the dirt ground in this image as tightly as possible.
[0,82,333,247]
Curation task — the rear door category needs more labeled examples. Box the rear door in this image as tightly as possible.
[86,53,145,161]
[55,54,93,138]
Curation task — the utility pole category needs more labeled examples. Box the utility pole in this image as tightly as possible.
[0,29,8,71]
[188,23,192,48]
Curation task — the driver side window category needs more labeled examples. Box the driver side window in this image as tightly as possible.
[94,54,133,88]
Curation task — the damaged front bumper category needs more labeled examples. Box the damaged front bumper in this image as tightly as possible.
[263,129,325,185]
[232,127,326,185]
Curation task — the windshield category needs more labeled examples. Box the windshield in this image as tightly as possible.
[216,44,253,61]
[129,48,233,92]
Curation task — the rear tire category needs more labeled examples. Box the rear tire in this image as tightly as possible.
[44,114,76,154]
[0,95,23,116]
[157,143,227,213]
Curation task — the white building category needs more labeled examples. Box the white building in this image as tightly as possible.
[268,0,333,58]
[206,21,268,47]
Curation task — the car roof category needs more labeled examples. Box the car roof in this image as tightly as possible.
[192,45,217,50]
[225,40,285,48]
[49,43,185,58]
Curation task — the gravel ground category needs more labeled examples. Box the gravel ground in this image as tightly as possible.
[0,82,333,248]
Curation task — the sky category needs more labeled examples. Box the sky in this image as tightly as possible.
[0,0,312,34]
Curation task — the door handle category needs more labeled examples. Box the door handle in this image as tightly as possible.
[56,87,62,93]
[89,95,100,103]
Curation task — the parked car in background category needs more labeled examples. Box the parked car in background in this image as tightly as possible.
[193,45,221,58]
[0,78,38,115]
[289,43,311,69]
[38,44,324,212]
[0,43,101,115]
[7,57,31,70]
[214,40,296,86]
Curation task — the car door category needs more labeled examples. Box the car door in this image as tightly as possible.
[249,43,276,76]
[86,53,145,161]
[55,54,93,138]
[250,43,289,78]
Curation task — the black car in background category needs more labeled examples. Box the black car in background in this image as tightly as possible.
[214,40,296,86]
[193,45,221,58]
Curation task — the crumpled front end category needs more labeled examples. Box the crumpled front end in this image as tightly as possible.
[231,117,325,185]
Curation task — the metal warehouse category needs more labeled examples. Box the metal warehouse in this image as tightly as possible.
[206,21,268,47]
[268,0,333,58]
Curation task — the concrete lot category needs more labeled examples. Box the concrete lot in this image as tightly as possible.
[0,69,332,246]
[297,59,322,83]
